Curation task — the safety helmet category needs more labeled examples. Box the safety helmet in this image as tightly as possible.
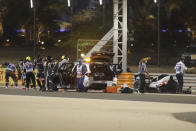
[46,56,51,61]
[26,56,31,61]
[180,57,185,61]
[78,59,83,62]
[61,55,65,60]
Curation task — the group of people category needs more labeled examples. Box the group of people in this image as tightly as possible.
[3,55,195,93]
[138,57,195,94]
[3,55,69,91]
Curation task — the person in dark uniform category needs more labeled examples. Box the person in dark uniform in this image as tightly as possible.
[44,56,53,91]
[16,59,23,80]
[5,62,18,88]
[35,56,45,91]
[23,56,36,90]
[53,58,59,73]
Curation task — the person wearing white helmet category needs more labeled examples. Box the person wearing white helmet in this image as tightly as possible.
[35,55,45,91]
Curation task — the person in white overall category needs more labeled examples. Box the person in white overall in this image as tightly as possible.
[76,59,87,92]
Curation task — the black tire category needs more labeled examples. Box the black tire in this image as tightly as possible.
[53,86,58,91]
[157,87,162,93]
[84,87,88,92]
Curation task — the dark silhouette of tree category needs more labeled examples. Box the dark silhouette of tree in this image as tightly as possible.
[1,0,66,45]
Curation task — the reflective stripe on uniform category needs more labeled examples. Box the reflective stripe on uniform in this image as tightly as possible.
[139,62,146,74]
[77,65,83,78]
[175,61,187,75]
[24,62,34,72]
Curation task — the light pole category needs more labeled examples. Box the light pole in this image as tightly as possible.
[30,0,37,58]
[101,0,105,28]
[99,0,103,5]
[67,0,71,7]
[154,0,160,65]
[30,0,33,8]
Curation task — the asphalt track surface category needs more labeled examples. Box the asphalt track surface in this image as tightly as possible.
[0,87,196,104]
[0,94,196,131]
[0,87,196,131]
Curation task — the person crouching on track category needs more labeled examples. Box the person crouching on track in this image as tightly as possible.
[5,62,18,88]
[35,56,45,91]
[76,59,87,92]
[24,56,36,90]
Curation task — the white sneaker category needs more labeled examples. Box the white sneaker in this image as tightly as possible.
[15,86,20,89]
[5,86,8,88]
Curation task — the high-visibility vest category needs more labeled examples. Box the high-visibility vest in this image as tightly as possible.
[24,62,34,73]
